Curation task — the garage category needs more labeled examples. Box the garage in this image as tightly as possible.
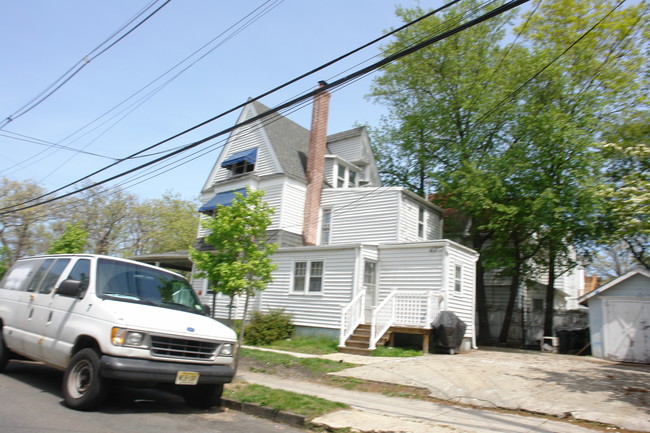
[579,270,650,364]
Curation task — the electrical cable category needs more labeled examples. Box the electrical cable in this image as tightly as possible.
[0,0,172,130]
[0,0,531,215]
[471,0,628,128]
[0,0,466,209]
[0,0,284,180]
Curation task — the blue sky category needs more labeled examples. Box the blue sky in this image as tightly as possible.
[0,0,422,201]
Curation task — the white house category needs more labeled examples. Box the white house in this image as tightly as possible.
[578,270,650,363]
[193,86,479,353]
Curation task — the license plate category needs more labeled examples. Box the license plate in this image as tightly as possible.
[175,371,199,385]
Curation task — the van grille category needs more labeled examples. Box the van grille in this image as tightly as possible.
[150,335,218,361]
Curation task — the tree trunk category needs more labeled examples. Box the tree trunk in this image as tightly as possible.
[472,229,491,345]
[543,247,557,337]
[498,265,520,344]
[475,258,491,345]
[233,291,251,373]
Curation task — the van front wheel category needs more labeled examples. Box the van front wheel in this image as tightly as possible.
[0,331,10,372]
[182,383,224,409]
[63,348,109,410]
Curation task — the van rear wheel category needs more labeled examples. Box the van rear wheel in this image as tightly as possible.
[0,331,10,372]
[63,348,109,410]
[182,383,224,409]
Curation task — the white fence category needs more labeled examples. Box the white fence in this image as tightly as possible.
[340,289,441,350]
[339,291,365,347]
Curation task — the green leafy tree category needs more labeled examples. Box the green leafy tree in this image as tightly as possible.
[47,223,88,254]
[127,191,199,256]
[0,178,53,263]
[190,188,278,370]
[370,0,648,343]
[595,111,650,271]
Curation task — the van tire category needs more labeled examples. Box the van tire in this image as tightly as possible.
[63,348,108,410]
[182,383,224,409]
[0,331,10,372]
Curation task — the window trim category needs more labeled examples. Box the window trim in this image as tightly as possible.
[291,260,324,294]
[418,207,426,238]
[320,208,332,245]
[454,264,462,293]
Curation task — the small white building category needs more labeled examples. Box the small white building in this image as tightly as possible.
[579,270,650,364]
[192,87,479,353]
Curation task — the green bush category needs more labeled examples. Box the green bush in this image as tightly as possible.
[244,309,294,345]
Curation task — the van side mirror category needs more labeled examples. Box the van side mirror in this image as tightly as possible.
[202,304,212,316]
[57,279,83,297]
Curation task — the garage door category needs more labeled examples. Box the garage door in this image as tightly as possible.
[604,299,650,363]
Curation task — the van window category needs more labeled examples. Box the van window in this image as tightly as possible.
[97,258,204,315]
[1,260,39,291]
[39,259,71,294]
[66,259,91,293]
[27,259,54,292]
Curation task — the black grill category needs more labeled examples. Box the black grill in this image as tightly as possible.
[150,335,219,360]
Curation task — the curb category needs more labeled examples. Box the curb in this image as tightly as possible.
[221,398,307,427]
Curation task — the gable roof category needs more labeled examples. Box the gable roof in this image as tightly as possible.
[578,269,650,304]
[250,100,310,181]
[203,99,379,191]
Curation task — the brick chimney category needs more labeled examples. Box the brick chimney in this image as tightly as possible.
[303,81,331,246]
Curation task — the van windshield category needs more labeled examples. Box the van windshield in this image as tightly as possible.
[97,258,205,315]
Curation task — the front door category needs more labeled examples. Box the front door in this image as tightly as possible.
[363,260,377,309]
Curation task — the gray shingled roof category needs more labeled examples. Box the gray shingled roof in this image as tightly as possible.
[250,100,360,181]
[251,100,310,181]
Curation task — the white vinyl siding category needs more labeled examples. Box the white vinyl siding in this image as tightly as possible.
[209,106,278,186]
[262,246,360,330]
[400,196,441,241]
[445,245,478,345]
[376,244,445,303]
[279,180,306,235]
[321,188,400,244]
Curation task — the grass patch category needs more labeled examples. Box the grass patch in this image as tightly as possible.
[261,336,339,355]
[224,382,348,418]
[372,346,423,357]
[241,348,356,373]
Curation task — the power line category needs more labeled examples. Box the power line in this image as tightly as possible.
[0,0,172,130]
[0,0,284,183]
[0,0,532,215]
[0,0,467,211]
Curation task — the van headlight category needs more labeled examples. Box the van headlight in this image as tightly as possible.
[111,327,149,348]
[219,343,234,357]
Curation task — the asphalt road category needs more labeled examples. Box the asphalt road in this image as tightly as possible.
[0,360,306,433]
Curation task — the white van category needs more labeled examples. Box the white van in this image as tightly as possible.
[0,254,237,411]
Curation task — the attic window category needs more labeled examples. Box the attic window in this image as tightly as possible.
[221,148,257,175]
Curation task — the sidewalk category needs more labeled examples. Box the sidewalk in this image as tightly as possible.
[237,370,598,433]
[239,346,650,432]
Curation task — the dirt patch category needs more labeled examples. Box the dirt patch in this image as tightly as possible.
[238,355,432,400]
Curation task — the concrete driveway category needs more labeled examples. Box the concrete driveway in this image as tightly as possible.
[327,346,650,431]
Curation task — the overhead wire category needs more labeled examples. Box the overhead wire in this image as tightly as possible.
[0,0,467,211]
[0,0,172,131]
[0,0,283,180]
[1,0,532,215]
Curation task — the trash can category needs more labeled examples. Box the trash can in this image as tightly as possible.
[431,311,466,354]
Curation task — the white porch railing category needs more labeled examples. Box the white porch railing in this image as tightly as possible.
[369,290,441,350]
[339,291,365,347]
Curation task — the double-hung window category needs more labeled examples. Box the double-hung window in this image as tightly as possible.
[292,261,324,293]
[320,208,332,245]
[418,208,425,238]
[454,264,462,292]
[336,165,346,188]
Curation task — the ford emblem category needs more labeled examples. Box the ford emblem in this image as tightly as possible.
[187,327,195,332]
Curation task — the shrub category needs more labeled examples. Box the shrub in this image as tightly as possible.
[244,309,294,345]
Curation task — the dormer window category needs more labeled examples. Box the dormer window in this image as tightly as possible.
[221,148,257,175]
[334,162,359,188]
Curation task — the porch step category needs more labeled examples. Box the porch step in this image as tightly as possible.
[338,324,390,355]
